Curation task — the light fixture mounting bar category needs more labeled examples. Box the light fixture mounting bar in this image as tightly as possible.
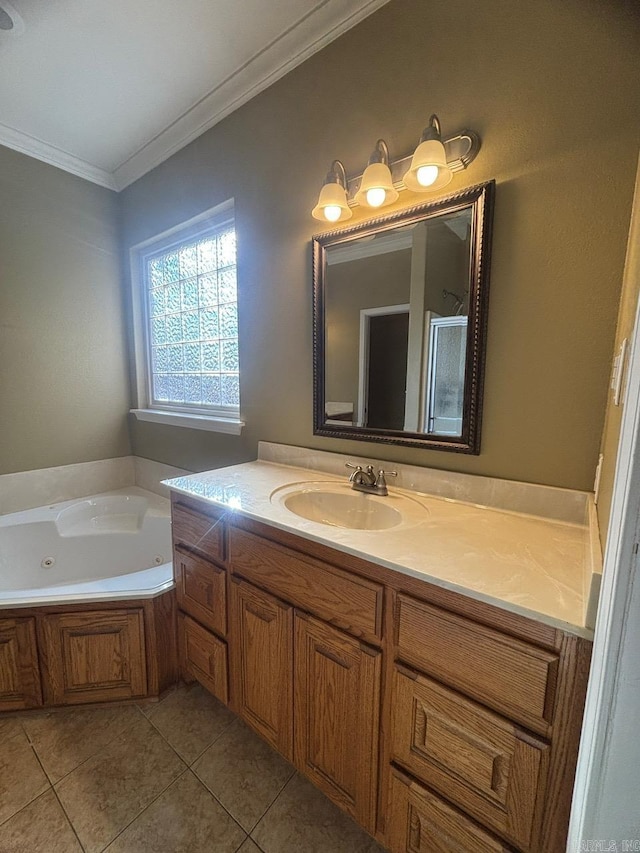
[345,130,480,204]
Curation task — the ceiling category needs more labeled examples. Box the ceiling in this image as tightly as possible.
[0,0,390,190]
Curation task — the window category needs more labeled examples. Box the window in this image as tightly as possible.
[130,202,243,434]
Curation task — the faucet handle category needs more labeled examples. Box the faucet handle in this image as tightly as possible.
[345,462,363,483]
[375,469,397,488]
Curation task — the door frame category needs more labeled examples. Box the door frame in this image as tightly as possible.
[356,303,410,428]
[568,154,640,848]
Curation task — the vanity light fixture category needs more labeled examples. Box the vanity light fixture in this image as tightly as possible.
[403,115,452,192]
[312,114,480,223]
[311,160,352,223]
[354,140,399,209]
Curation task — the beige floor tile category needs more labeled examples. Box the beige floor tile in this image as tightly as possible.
[0,715,25,742]
[104,769,246,853]
[0,729,49,825]
[0,789,82,852]
[252,773,386,853]
[55,713,185,853]
[193,718,294,831]
[147,683,234,763]
[22,703,141,783]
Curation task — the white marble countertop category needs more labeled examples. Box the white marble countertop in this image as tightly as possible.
[165,460,599,638]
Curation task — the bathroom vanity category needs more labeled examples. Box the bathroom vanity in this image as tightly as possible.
[166,454,597,853]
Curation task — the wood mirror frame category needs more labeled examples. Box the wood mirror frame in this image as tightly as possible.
[312,180,495,453]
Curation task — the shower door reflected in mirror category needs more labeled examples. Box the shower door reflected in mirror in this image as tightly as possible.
[313,182,494,453]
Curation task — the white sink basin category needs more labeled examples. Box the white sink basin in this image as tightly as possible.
[271,482,428,531]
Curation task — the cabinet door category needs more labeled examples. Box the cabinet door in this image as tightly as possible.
[175,547,227,636]
[230,579,293,759]
[179,613,228,704]
[294,612,381,832]
[42,610,147,705]
[0,618,42,711]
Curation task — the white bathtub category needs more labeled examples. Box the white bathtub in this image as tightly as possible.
[0,488,174,608]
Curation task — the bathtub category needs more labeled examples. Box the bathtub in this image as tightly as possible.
[0,488,174,608]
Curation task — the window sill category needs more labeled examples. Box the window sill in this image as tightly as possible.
[130,409,244,435]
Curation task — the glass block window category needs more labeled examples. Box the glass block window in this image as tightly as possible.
[142,220,239,416]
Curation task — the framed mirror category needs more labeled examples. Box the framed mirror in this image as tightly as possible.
[312,181,494,453]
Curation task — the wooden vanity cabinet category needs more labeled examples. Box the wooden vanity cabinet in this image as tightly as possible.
[175,546,227,637]
[171,494,231,703]
[388,769,515,853]
[230,578,293,757]
[178,612,228,704]
[0,592,177,710]
[294,612,381,832]
[41,609,147,705]
[390,667,548,850]
[0,617,42,711]
[170,493,592,853]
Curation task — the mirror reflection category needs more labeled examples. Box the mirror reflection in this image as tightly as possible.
[325,209,471,435]
[313,182,494,453]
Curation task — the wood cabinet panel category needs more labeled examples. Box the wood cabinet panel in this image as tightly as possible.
[175,546,226,637]
[388,770,513,853]
[230,528,383,641]
[294,612,381,833]
[41,610,146,705]
[0,618,42,711]
[172,501,226,564]
[179,613,228,705]
[391,668,548,849]
[396,594,559,735]
[230,579,293,758]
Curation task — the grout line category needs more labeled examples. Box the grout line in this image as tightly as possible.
[247,769,296,838]
[0,735,53,829]
[141,687,236,767]
[194,756,295,837]
[0,783,53,829]
[95,766,193,852]
[34,704,144,788]
[252,768,296,832]
[51,706,190,850]
[51,786,86,852]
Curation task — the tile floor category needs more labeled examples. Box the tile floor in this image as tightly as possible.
[0,684,387,852]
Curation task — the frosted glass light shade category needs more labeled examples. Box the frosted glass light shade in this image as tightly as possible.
[312,181,352,222]
[354,162,399,208]
[403,138,452,192]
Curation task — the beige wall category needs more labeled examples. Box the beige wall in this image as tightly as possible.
[120,0,640,490]
[597,157,640,542]
[0,146,131,474]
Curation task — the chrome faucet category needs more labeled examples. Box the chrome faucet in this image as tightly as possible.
[345,463,397,496]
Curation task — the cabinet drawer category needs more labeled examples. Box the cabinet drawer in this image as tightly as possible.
[175,547,227,637]
[179,613,228,705]
[391,668,548,849]
[172,501,226,564]
[396,595,558,734]
[388,770,513,853]
[229,528,383,641]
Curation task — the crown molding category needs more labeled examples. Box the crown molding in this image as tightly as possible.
[0,0,390,192]
[112,0,392,190]
[0,121,117,190]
